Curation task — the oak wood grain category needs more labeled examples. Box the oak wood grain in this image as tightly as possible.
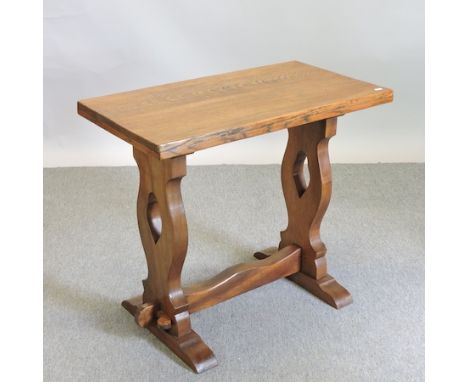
[254,117,352,309]
[156,311,172,330]
[78,61,392,159]
[134,302,155,328]
[123,147,218,373]
[122,296,217,373]
[132,147,192,338]
[80,62,392,373]
[184,245,301,313]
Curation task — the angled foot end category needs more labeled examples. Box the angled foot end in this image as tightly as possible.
[254,251,352,309]
[122,296,218,374]
[288,272,353,309]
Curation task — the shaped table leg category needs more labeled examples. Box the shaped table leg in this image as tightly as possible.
[255,117,352,309]
[122,147,217,373]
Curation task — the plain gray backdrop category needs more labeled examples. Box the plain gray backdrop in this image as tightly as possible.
[44,0,424,166]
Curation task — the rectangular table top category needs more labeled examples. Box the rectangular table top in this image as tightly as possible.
[78,61,392,159]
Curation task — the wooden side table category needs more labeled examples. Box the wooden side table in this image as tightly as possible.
[78,61,392,373]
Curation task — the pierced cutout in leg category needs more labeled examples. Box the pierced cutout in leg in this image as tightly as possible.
[147,192,161,242]
[256,117,352,309]
[293,150,307,197]
[123,148,217,374]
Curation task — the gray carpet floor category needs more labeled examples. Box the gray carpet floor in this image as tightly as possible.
[44,164,424,381]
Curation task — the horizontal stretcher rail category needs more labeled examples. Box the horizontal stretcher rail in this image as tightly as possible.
[184,245,301,313]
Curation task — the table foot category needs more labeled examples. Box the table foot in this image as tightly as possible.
[254,251,352,309]
[122,296,218,374]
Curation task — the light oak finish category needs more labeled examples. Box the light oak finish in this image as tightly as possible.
[184,245,301,313]
[122,296,217,374]
[134,302,154,328]
[254,118,352,309]
[77,61,393,373]
[124,147,218,373]
[78,61,392,159]
[156,311,172,330]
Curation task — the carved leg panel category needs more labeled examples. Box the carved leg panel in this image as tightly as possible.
[256,118,352,309]
[122,147,217,373]
[281,117,352,308]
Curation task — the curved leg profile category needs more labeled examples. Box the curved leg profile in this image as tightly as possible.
[255,117,352,309]
[122,147,217,373]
